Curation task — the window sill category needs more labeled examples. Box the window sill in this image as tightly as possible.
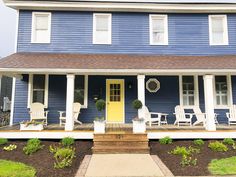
[214,106,230,109]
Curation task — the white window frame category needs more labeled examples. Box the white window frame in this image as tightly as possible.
[214,75,232,109]
[93,13,112,44]
[149,14,168,45]
[31,12,51,44]
[74,75,88,109]
[209,15,228,46]
[27,74,49,108]
[179,75,199,108]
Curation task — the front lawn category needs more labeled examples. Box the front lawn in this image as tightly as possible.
[208,156,236,175]
[0,159,36,177]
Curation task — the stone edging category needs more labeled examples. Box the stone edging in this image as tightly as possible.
[75,155,92,177]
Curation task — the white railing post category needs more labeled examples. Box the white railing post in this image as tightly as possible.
[203,75,216,131]
[137,75,145,118]
[65,74,75,131]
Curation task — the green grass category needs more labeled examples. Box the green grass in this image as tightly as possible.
[0,160,36,177]
[208,156,236,175]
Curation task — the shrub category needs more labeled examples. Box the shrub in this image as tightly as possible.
[194,139,204,146]
[132,99,143,110]
[223,138,234,145]
[0,138,8,145]
[181,155,197,167]
[170,146,190,156]
[61,137,75,147]
[3,144,17,151]
[23,138,44,155]
[208,141,228,152]
[95,99,106,112]
[159,136,172,145]
[53,147,76,169]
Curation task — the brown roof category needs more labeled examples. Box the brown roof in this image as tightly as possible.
[1,52,236,70]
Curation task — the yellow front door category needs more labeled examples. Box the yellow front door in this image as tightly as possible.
[106,79,124,123]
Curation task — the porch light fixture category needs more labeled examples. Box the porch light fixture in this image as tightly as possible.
[146,78,160,93]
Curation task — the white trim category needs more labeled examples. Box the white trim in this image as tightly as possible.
[106,79,125,123]
[28,74,49,108]
[179,75,199,108]
[209,15,228,46]
[31,12,51,44]
[10,77,16,126]
[213,75,232,109]
[93,13,112,44]
[149,14,168,45]
[5,1,236,13]
[14,10,19,52]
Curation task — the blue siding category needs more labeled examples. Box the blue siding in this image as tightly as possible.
[18,11,236,55]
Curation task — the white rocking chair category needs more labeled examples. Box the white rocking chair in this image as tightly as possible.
[226,105,236,126]
[143,106,167,126]
[29,102,48,125]
[174,105,193,126]
[59,102,82,126]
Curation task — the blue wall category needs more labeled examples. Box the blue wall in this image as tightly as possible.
[18,11,236,55]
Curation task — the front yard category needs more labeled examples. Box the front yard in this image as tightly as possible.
[0,139,92,177]
[150,138,236,176]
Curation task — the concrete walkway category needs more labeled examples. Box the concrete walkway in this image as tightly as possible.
[84,154,166,177]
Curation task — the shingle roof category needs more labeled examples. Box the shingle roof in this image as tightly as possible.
[1,52,236,70]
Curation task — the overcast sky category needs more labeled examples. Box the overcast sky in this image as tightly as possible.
[0,0,16,58]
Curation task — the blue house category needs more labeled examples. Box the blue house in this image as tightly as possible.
[2,0,236,136]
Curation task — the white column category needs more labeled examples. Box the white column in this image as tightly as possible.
[137,75,145,118]
[65,74,75,131]
[203,75,216,131]
[10,77,16,126]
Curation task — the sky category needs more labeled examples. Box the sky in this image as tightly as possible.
[0,0,16,58]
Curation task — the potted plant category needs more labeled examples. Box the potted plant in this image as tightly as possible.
[94,99,106,134]
[20,120,44,131]
[132,99,146,133]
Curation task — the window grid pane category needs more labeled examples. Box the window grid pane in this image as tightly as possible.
[215,76,228,106]
[110,84,121,102]
[151,16,166,44]
[74,76,85,105]
[32,75,45,104]
[182,76,195,106]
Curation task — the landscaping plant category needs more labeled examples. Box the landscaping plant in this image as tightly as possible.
[23,138,44,155]
[193,139,204,146]
[223,138,234,145]
[94,99,106,121]
[53,147,76,169]
[208,141,228,152]
[3,144,17,151]
[0,138,8,145]
[159,136,173,145]
[61,137,75,147]
[132,99,143,110]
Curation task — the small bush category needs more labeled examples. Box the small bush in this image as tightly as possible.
[61,137,74,147]
[23,138,44,155]
[194,139,204,146]
[132,99,143,110]
[208,141,228,152]
[95,99,106,112]
[3,144,17,151]
[223,138,234,145]
[54,147,76,169]
[0,138,8,145]
[181,155,197,167]
[170,146,190,156]
[159,136,172,145]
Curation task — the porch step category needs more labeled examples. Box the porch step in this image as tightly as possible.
[92,133,150,154]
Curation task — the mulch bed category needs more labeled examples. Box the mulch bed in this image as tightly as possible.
[150,140,236,176]
[0,140,93,177]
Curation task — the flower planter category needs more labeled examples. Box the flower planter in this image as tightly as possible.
[94,121,105,134]
[20,123,44,131]
[132,120,146,133]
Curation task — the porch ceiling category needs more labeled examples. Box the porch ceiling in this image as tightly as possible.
[1,52,236,74]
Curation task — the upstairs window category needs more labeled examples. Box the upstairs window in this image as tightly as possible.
[209,15,228,45]
[31,12,51,43]
[215,76,230,107]
[149,15,168,45]
[93,13,112,44]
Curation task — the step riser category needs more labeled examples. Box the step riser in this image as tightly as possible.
[94,142,149,147]
[93,150,150,154]
[94,134,148,141]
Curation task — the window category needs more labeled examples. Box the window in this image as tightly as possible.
[146,78,160,93]
[214,76,231,107]
[74,75,88,108]
[31,12,51,43]
[93,13,112,44]
[149,15,168,45]
[209,15,228,45]
[28,74,48,108]
[180,76,199,107]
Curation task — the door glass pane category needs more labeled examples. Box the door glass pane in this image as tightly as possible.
[110,83,121,102]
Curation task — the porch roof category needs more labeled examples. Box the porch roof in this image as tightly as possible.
[1,52,236,74]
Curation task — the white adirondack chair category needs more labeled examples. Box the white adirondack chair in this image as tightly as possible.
[59,102,82,126]
[143,106,165,126]
[226,105,236,125]
[29,102,48,125]
[193,107,206,126]
[174,105,193,126]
